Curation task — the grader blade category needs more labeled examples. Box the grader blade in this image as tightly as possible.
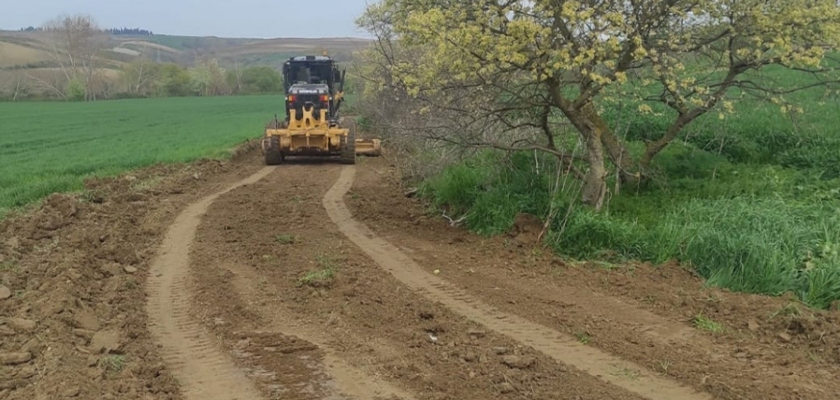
[355,138,382,157]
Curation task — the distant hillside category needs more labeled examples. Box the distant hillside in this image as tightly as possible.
[0,30,371,70]
[0,30,371,99]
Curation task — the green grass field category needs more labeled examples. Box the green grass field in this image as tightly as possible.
[0,95,287,217]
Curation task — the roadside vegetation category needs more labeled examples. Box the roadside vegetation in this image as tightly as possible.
[354,1,840,308]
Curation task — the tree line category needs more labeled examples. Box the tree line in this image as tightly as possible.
[19,26,153,36]
[0,59,286,101]
[117,58,284,99]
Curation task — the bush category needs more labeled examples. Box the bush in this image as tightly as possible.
[238,66,282,94]
[421,151,560,235]
[66,79,86,101]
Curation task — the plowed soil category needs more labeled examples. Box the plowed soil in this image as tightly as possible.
[2,146,839,400]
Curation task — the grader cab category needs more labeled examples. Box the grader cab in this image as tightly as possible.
[261,55,381,165]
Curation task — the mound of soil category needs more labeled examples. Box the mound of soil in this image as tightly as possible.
[0,150,263,400]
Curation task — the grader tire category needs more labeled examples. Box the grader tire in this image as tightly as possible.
[264,136,283,166]
[340,125,357,165]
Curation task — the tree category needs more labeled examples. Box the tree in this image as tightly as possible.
[0,72,27,101]
[189,58,229,96]
[120,57,162,96]
[239,66,282,94]
[358,0,840,209]
[159,64,192,97]
[42,14,108,101]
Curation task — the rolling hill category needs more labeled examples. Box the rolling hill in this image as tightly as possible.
[0,30,371,98]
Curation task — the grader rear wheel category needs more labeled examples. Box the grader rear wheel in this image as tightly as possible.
[340,125,357,165]
[264,136,283,166]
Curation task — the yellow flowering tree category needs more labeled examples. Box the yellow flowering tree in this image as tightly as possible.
[357,0,840,209]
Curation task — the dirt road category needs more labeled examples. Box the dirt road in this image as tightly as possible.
[3,149,839,400]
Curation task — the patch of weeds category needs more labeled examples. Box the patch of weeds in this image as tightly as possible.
[769,302,803,321]
[692,313,724,333]
[298,254,340,288]
[99,355,126,374]
[703,292,723,304]
[656,360,672,375]
[131,176,163,192]
[123,279,138,290]
[589,260,621,270]
[78,189,105,204]
[611,366,641,380]
[573,330,591,344]
[0,260,19,273]
[34,237,60,253]
[274,234,297,245]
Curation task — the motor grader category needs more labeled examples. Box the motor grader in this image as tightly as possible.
[261,55,380,165]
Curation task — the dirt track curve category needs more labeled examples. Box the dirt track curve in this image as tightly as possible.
[138,155,840,400]
[323,166,711,400]
[147,161,708,400]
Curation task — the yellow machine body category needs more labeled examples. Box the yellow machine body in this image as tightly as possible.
[263,107,348,155]
[355,138,382,157]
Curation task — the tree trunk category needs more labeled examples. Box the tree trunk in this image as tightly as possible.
[581,125,607,211]
[577,102,640,186]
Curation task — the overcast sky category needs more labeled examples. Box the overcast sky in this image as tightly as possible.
[0,0,373,38]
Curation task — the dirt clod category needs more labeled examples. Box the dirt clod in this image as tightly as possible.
[4,318,36,333]
[499,382,515,394]
[468,329,486,338]
[73,329,95,341]
[73,310,100,331]
[0,286,10,300]
[0,352,32,365]
[90,330,121,354]
[778,332,792,343]
[501,355,535,369]
[123,266,138,274]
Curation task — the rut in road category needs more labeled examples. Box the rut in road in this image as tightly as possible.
[324,166,714,400]
[146,167,274,400]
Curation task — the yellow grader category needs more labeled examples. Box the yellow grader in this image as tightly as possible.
[261,55,380,165]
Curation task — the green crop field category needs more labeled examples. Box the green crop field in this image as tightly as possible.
[0,95,288,217]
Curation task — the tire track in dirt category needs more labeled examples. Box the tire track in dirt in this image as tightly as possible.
[146,166,275,400]
[324,166,714,400]
[226,260,417,400]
